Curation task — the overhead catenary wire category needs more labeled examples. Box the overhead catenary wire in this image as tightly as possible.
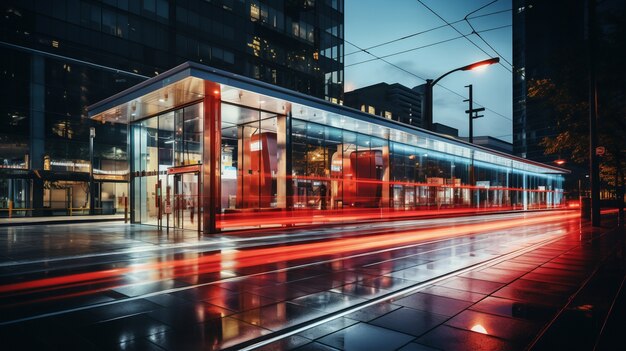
[463,2,514,68]
[345,24,511,68]
[416,0,513,73]
[344,39,512,122]
[344,8,512,56]
[344,1,513,123]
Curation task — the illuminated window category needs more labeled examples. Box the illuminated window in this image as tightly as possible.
[367,106,375,115]
[360,105,366,112]
[384,111,392,119]
[250,2,260,21]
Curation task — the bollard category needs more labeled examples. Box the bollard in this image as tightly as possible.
[8,200,13,219]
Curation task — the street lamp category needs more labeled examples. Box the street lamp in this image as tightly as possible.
[421,57,499,207]
[422,57,500,130]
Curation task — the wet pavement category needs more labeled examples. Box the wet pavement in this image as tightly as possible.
[0,211,624,350]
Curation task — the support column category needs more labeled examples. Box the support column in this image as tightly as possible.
[30,54,45,216]
[381,139,390,208]
[276,106,292,209]
[203,82,221,234]
[523,174,528,210]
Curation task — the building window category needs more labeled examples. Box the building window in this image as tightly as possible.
[367,106,375,115]
[384,111,392,120]
[250,1,260,21]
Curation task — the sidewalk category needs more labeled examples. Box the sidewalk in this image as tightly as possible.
[244,221,626,351]
[0,214,125,227]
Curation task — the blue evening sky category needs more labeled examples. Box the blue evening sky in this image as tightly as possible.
[345,0,513,142]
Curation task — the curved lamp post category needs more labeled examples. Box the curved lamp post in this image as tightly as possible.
[423,57,500,130]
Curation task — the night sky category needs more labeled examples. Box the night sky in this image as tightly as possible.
[345,0,512,142]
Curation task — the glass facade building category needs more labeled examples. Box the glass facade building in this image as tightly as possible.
[90,62,568,233]
[0,0,344,217]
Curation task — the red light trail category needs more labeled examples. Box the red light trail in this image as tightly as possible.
[0,211,579,298]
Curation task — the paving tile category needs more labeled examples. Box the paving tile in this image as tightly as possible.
[418,285,486,303]
[539,262,591,272]
[331,282,391,299]
[112,280,190,297]
[446,309,541,344]
[492,261,539,272]
[113,339,166,351]
[79,313,170,346]
[317,323,414,351]
[148,317,270,351]
[255,335,311,351]
[393,292,473,317]
[397,343,441,351]
[468,267,525,283]
[297,316,360,340]
[252,283,319,301]
[532,266,588,278]
[470,296,557,323]
[436,276,504,295]
[417,325,521,351]
[522,272,583,286]
[506,278,577,296]
[229,301,326,331]
[369,306,448,337]
[144,293,193,307]
[57,299,162,326]
[361,275,417,290]
[148,302,231,328]
[343,302,401,322]
[289,290,366,313]
[294,341,341,351]
[205,290,278,312]
[492,286,567,306]
[169,284,234,302]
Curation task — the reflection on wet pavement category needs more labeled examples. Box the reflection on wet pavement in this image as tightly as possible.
[0,211,624,350]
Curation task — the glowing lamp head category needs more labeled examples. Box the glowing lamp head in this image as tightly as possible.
[462,57,500,72]
[555,159,566,165]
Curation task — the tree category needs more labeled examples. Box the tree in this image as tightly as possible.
[528,6,626,199]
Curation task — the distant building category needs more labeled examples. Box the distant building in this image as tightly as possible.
[460,136,513,154]
[432,123,458,138]
[344,82,425,129]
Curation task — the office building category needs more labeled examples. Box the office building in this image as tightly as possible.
[513,0,624,163]
[0,0,345,216]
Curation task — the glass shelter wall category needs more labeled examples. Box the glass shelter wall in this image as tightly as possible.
[131,103,203,230]
[216,102,565,230]
[128,100,564,231]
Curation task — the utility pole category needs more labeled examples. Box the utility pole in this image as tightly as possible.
[464,84,485,143]
[464,84,484,208]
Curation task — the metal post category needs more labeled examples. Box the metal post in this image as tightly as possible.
[89,127,95,215]
[466,84,474,143]
[424,79,433,131]
[123,192,128,223]
[588,0,600,226]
